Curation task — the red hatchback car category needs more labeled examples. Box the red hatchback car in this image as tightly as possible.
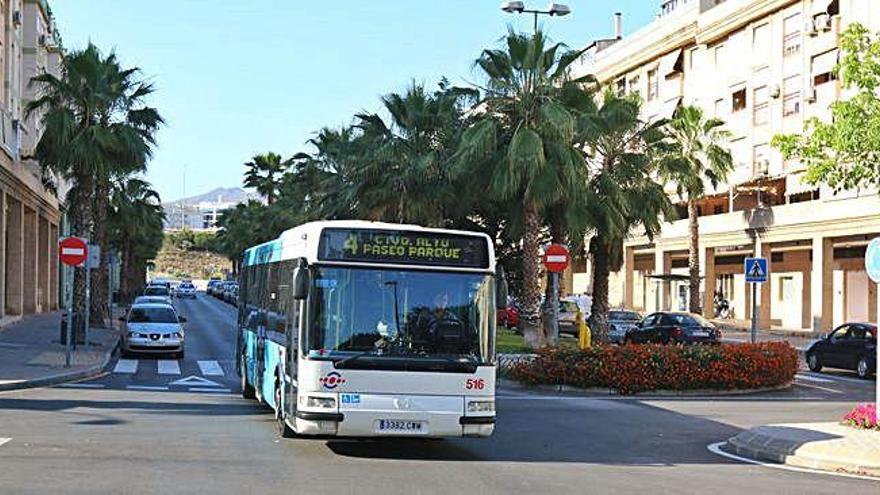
[497,304,519,330]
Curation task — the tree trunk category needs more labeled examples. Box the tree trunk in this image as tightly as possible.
[68,176,93,341]
[687,198,702,315]
[588,235,611,344]
[541,218,566,344]
[90,178,110,326]
[520,200,544,348]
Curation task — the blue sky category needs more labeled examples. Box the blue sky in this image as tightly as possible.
[51,1,656,202]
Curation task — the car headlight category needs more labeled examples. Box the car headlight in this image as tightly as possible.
[305,396,336,409]
[128,331,137,338]
[173,332,184,338]
[467,400,495,413]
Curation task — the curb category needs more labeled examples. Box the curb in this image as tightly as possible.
[498,377,793,397]
[725,424,880,478]
[0,333,120,392]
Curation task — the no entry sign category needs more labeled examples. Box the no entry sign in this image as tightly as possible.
[59,237,88,266]
[543,244,570,273]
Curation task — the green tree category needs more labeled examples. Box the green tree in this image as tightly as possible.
[28,43,163,324]
[773,23,880,191]
[243,152,293,205]
[661,105,732,315]
[455,30,593,342]
[576,93,673,341]
[108,178,165,303]
[214,200,273,273]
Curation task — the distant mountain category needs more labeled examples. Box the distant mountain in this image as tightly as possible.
[164,187,257,207]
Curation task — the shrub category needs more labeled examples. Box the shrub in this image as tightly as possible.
[507,342,798,394]
[842,403,879,430]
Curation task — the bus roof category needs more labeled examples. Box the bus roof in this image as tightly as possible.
[242,220,495,272]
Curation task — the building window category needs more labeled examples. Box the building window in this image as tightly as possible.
[628,75,640,96]
[783,75,801,117]
[647,69,658,101]
[714,44,726,67]
[615,78,626,96]
[753,86,769,125]
[732,88,746,113]
[753,23,770,59]
[783,13,802,58]
[812,50,839,86]
[689,47,699,70]
[753,143,770,176]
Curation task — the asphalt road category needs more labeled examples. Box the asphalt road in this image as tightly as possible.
[0,294,876,494]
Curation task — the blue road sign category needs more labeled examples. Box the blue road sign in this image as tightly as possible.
[866,238,880,283]
[744,257,768,283]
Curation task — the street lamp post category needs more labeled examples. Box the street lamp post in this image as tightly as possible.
[500,2,571,33]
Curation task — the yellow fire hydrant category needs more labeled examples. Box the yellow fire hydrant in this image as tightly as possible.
[576,309,591,349]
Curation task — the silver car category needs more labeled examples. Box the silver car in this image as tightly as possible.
[121,303,187,358]
[608,310,643,344]
[175,282,197,299]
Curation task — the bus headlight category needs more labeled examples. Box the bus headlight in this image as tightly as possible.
[467,400,495,413]
[306,396,337,409]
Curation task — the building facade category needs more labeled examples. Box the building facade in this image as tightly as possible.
[0,0,63,322]
[574,0,880,332]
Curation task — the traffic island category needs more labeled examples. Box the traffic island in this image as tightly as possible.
[724,422,880,478]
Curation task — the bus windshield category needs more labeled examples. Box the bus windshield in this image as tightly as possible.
[308,267,495,368]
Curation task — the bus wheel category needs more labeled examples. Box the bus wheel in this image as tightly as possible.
[240,357,256,399]
[275,384,295,438]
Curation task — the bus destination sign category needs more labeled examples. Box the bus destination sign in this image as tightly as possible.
[318,228,489,269]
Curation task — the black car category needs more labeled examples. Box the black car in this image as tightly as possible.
[625,311,721,345]
[806,323,876,379]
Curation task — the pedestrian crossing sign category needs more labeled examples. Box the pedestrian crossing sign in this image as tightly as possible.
[744,257,768,283]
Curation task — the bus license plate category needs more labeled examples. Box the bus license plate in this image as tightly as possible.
[377,419,424,433]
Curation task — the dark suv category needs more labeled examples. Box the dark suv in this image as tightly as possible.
[806,323,876,379]
[625,311,721,345]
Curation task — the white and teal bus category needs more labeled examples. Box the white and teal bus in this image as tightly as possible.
[236,220,506,438]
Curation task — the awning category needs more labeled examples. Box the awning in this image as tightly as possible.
[786,172,819,196]
[812,49,839,76]
[811,0,833,15]
[660,48,683,77]
[647,274,700,282]
[662,97,683,118]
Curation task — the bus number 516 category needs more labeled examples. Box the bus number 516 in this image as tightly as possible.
[465,378,485,390]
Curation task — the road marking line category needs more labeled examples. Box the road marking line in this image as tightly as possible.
[707,442,880,482]
[57,383,105,389]
[795,373,835,384]
[158,360,181,375]
[125,385,169,391]
[169,375,223,388]
[113,359,138,374]
[794,382,843,394]
[800,371,874,385]
[0,438,10,447]
[190,387,232,393]
[197,360,224,376]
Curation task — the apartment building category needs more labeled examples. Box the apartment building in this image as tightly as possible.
[573,0,880,332]
[0,0,63,322]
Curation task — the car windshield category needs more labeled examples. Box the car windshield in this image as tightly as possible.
[560,301,579,313]
[133,297,167,305]
[667,313,713,327]
[128,307,178,324]
[145,287,169,297]
[308,267,495,366]
[610,311,640,322]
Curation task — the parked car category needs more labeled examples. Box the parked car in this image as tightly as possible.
[175,281,197,299]
[223,283,239,304]
[206,280,223,297]
[806,323,876,379]
[607,309,642,344]
[497,301,520,330]
[625,311,721,345]
[558,298,582,336]
[120,303,186,358]
[132,295,174,307]
[148,279,171,290]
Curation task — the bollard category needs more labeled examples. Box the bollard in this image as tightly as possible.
[576,310,591,350]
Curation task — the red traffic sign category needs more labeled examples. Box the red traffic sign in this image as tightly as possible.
[59,237,88,266]
[543,244,570,273]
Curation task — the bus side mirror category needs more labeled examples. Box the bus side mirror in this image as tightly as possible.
[293,257,310,300]
[496,267,508,310]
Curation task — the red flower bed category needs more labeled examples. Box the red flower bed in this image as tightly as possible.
[507,342,799,395]
[842,403,879,430]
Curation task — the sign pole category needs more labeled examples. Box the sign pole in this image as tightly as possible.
[750,282,757,344]
[552,272,560,344]
[84,260,91,347]
[65,263,73,367]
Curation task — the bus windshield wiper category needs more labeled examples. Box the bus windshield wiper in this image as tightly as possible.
[333,350,377,368]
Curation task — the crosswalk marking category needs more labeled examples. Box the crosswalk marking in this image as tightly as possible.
[0,438,10,447]
[197,360,224,376]
[158,360,181,375]
[113,359,138,374]
[190,387,232,393]
[126,385,169,391]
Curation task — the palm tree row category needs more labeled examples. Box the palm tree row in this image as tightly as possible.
[28,43,165,319]
[216,30,733,343]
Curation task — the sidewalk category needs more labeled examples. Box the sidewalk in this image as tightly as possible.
[720,328,816,351]
[725,422,880,477]
[0,311,120,391]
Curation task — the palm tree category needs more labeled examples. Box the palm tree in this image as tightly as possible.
[27,43,163,324]
[576,93,674,342]
[455,30,593,343]
[243,152,293,205]
[108,178,165,303]
[661,106,732,315]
